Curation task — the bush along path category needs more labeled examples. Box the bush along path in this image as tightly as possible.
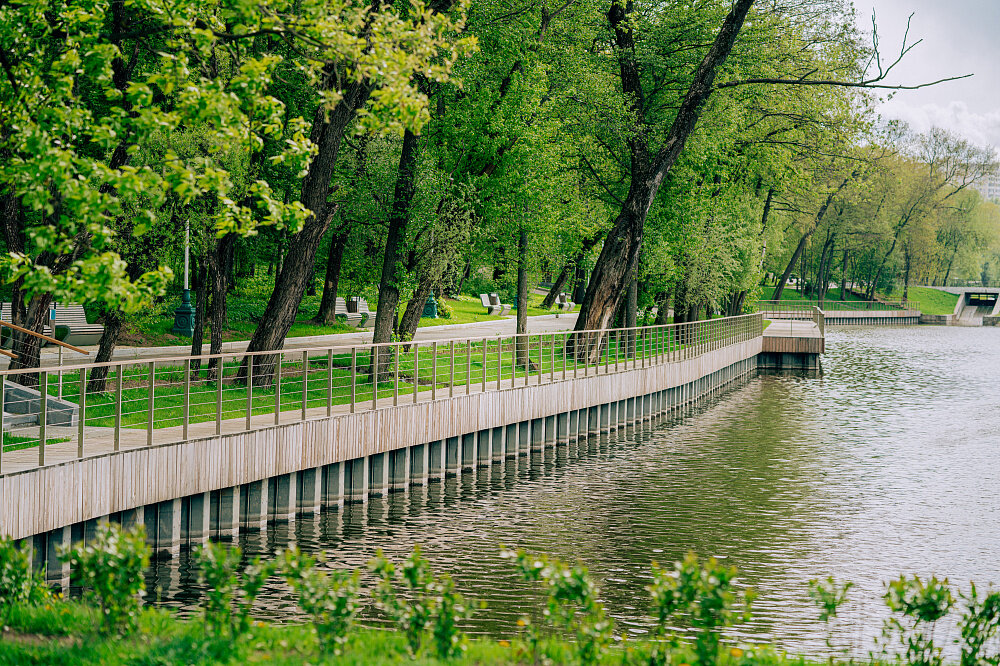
[2,525,1000,665]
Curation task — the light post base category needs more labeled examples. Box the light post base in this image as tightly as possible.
[172,289,196,337]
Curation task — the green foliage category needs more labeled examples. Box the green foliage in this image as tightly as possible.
[0,537,50,623]
[501,548,613,666]
[807,576,852,662]
[647,553,755,666]
[60,523,150,635]
[281,548,362,655]
[194,542,277,641]
[958,583,1000,666]
[371,546,476,659]
[879,575,954,666]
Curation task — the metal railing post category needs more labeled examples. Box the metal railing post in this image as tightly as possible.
[245,356,252,431]
[301,350,309,421]
[432,342,438,401]
[183,359,191,439]
[561,333,567,381]
[147,361,155,446]
[330,349,335,416]
[0,376,4,473]
[274,353,282,425]
[38,371,47,466]
[372,348,379,411]
[216,356,223,435]
[537,336,543,386]
[550,334,555,383]
[466,340,471,395]
[496,336,502,391]
[481,339,488,392]
[449,341,455,398]
[349,348,356,413]
[393,345,399,406]
[413,343,419,405]
[114,364,122,451]
[77,368,86,458]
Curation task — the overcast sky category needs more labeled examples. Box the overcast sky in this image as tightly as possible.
[850,0,1000,148]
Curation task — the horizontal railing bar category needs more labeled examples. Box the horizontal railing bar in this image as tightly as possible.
[0,315,762,377]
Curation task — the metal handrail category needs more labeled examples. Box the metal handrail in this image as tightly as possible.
[0,313,764,474]
[756,299,913,312]
[0,320,90,356]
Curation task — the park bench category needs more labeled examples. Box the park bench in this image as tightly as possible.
[479,293,511,316]
[1,302,104,347]
[554,292,575,317]
[334,297,375,328]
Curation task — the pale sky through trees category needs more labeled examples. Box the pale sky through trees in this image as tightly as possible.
[851,0,1000,148]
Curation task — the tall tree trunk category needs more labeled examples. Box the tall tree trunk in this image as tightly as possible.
[816,232,835,307]
[571,264,587,304]
[190,256,208,374]
[625,272,637,356]
[239,82,373,387]
[370,129,420,380]
[207,234,236,379]
[773,177,850,301]
[654,291,671,325]
[773,233,811,303]
[7,296,52,387]
[454,259,472,297]
[903,244,912,301]
[541,262,573,309]
[515,228,536,370]
[398,276,433,347]
[314,227,350,324]
[86,310,126,393]
[840,250,849,301]
[572,0,756,359]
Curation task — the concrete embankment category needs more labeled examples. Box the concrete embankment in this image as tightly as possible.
[1,331,762,583]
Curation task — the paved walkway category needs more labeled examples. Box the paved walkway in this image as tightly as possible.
[4,313,581,369]
[762,319,823,338]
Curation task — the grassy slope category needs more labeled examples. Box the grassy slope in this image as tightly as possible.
[894,287,959,315]
[759,286,865,302]
[0,601,804,666]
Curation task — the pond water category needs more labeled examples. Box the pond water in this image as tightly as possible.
[146,325,1000,657]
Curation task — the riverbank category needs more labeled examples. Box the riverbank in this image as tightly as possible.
[0,601,801,666]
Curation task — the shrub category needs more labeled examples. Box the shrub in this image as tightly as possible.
[958,583,1000,666]
[647,553,755,666]
[501,548,613,666]
[195,542,277,641]
[60,523,150,634]
[807,576,853,661]
[281,548,362,655]
[879,575,954,666]
[0,537,50,623]
[436,300,453,319]
[370,546,476,659]
[463,275,497,299]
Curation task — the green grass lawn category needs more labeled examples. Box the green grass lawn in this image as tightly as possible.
[2,432,69,452]
[20,325,707,439]
[127,291,564,347]
[891,286,959,315]
[0,600,801,666]
[420,293,559,328]
[759,285,866,302]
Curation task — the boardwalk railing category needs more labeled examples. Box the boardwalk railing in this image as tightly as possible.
[756,299,912,314]
[0,313,763,474]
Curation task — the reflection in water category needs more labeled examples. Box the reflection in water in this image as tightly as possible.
[147,326,1000,656]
